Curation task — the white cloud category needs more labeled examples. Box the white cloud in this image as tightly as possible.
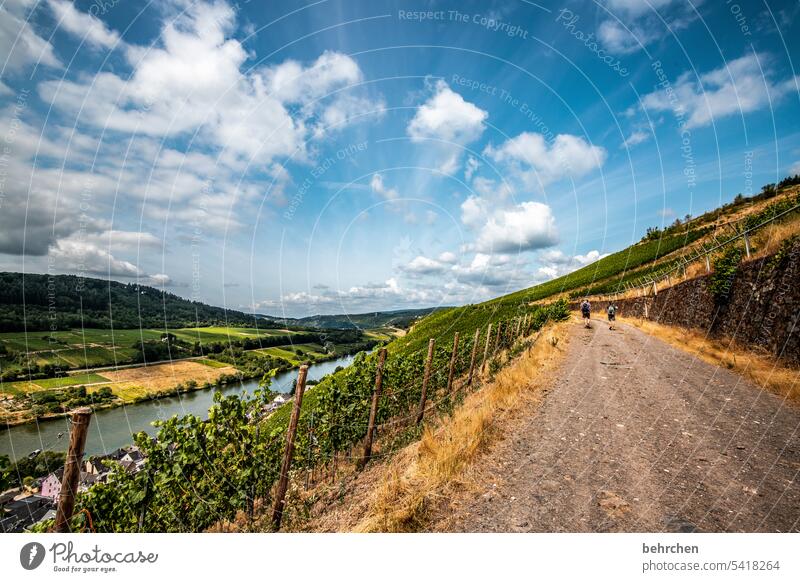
[438,251,457,264]
[451,252,530,287]
[464,156,480,181]
[47,0,121,49]
[370,173,399,200]
[472,176,513,201]
[260,277,441,314]
[533,248,609,282]
[597,19,650,55]
[407,80,488,174]
[49,239,144,278]
[408,80,487,144]
[401,255,447,275]
[79,230,163,252]
[147,273,172,286]
[460,195,489,228]
[39,2,377,163]
[0,0,60,71]
[788,161,800,175]
[265,50,362,104]
[640,53,798,129]
[598,1,697,55]
[605,0,678,17]
[474,201,559,253]
[485,132,606,187]
[623,130,650,148]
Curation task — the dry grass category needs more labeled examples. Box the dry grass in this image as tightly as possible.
[351,322,570,532]
[748,216,800,261]
[623,317,800,406]
[101,360,238,400]
[609,193,800,301]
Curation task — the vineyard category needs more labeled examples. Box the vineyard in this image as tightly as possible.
[58,299,569,532]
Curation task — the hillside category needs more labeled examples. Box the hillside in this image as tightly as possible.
[0,273,268,332]
[261,307,443,330]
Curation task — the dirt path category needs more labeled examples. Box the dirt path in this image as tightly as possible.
[433,319,800,532]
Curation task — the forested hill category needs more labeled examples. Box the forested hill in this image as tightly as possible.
[0,273,264,332]
[262,307,443,330]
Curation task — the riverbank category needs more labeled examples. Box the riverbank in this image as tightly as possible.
[0,344,365,429]
[0,352,360,461]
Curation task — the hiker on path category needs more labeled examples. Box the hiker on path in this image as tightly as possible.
[580,299,591,328]
[607,304,617,330]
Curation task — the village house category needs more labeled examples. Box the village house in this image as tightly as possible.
[0,494,53,533]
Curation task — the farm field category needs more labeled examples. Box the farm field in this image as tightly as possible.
[99,360,240,401]
[2,373,111,396]
[253,342,330,365]
[0,325,304,375]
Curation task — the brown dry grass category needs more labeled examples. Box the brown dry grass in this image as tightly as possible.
[350,322,570,532]
[748,216,800,261]
[623,317,800,406]
[610,192,800,301]
[101,360,238,400]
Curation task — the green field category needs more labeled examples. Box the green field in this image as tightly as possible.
[3,372,110,396]
[253,343,330,365]
[0,325,304,377]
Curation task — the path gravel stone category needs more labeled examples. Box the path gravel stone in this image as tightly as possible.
[435,320,800,532]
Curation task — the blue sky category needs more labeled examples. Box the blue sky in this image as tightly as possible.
[1,0,798,317]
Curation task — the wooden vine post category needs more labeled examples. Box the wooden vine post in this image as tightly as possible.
[54,407,92,533]
[467,328,480,388]
[744,233,751,258]
[360,348,387,468]
[493,321,502,355]
[481,323,492,371]
[705,254,711,273]
[271,365,308,531]
[416,339,436,424]
[445,332,460,394]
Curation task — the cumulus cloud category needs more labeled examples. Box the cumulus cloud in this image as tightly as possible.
[47,0,121,49]
[401,255,448,276]
[408,80,487,144]
[49,239,144,278]
[485,132,606,188]
[39,3,378,163]
[534,248,609,282]
[407,80,488,174]
[257,277,442,315]
[460,195,489,228]
[438,251,458,264]
[473,202,559,253]
[640,53,797,129]
[0,0,60,71]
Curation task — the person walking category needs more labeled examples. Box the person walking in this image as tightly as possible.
[580,299,591,328]
[607,303,617,330]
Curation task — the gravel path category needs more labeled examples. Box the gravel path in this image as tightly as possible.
[436,320,800,532]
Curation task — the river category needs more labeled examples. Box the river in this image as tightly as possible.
[0,354,355,462]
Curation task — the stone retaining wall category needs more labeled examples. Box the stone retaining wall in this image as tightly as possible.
[572,240,800,366]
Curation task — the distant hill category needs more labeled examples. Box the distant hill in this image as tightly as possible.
[0,273,443,333]
[0,273,267,332]
[261,307,443,330]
